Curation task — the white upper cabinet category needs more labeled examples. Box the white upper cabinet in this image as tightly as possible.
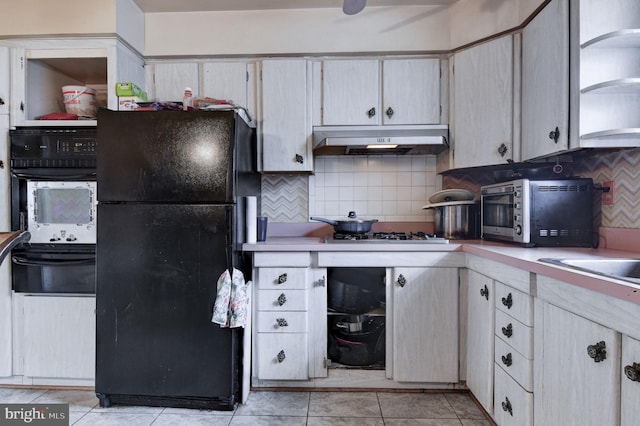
[259,59,312,172]
[382,59,441,125]
[201,62,251,114]
[621,335,640,426]
[452,35,515,169]
[151,62,199,102]
[575,0,640,148]
[521,0,570,160]
[0,46,9,115]
[321,58,441,126]
[322,59,380,126]
[8,39,144,127]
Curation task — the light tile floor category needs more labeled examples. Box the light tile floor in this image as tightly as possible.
[0,387,493,425]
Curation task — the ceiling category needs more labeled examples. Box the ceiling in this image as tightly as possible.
[132,0,458,13]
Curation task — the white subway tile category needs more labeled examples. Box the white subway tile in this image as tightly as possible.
[367,200,383,215]
[324,172,340,187]
[338,156,354,172]
[339,186,354,201]
[367,186,383,201]
[381,172,397,187]
[382,201,397,215]
[324,156,341,173]
[338,172,354,186]
[397,171,412,186]
[353,172,368,187]
[367,171,383,186]
[382,187,398,201]
[396,187,412,201]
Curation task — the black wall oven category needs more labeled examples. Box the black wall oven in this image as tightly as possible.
[10,127,97,294]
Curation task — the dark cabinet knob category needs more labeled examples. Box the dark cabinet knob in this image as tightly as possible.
[502,323,513,338]
[277,293,287,306]
[277,350,286,363]
[501,353,513,367]
[498,143,508,157]
[501,293,513,309]
[295,154,304,164]
[502,397,513,416]
[549,126,560,143]
[276,318,288,328]
[277,273,288,284]
[315,276,326,287]
[386,107,394,118]
[480,284,489,300]
[587,341,607,363]
[397,274,406,288]
[367,107,376,118]
[0,97,4,105]
[624,363,640,382]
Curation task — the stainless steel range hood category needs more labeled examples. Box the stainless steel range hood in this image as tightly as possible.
[312,125,449,155]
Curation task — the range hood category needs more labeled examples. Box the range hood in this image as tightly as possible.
[312,125,448,155]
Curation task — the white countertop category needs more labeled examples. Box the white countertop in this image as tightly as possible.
[243,237,640,305]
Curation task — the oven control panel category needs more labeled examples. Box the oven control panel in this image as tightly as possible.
[10,127,97,168]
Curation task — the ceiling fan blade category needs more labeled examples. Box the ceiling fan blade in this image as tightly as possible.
[343,0,367,15]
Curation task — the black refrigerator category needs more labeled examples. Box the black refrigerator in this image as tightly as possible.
[95,109,260,410]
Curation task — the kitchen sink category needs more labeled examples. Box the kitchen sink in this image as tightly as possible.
[539,257,640,285]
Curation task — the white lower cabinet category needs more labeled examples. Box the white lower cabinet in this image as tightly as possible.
[535,302,621,425]
[493,282,534,425]
[391,267,459,383]
[494,365,533,426]
[466,270,495,414]
[254,266,310,380]
[22,296,95,380]
[621,335,640,426]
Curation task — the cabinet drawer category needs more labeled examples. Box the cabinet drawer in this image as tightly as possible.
[256,333,308,380]
[495,337,533,392]
[256,311,307,333]
[257,267,308,290]
[495,282,533,326]
[257,289,308,311]
[494,364,533,426]
[495,309,533,359]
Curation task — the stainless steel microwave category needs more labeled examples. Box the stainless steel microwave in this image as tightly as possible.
[480,178,594,247]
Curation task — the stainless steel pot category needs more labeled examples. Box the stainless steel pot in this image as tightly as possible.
[310,211,378,234]
[425,201,479,239]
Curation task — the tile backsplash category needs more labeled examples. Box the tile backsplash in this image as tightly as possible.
[261,155,440,223]
[309,155,439,221]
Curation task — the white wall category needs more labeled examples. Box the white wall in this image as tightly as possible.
[143,6,451,56]
[450,0,546,49]
[0,0,117,37]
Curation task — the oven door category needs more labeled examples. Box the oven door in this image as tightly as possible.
[481,189,517,242]
[26,181,97,244]
[11,248,96,294]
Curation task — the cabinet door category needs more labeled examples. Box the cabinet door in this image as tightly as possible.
[383,58,440,125]
[0,46,9,115]
[23,296,96,379]
[309,268,328,378]
[536,302,620,425]
[521,0,569,160]
[621,335,640,426]
[453,35,514,168]
[260,59,312,172]
[152,62,199,102]
[466,270,495,414]
[0,116,9,377]
[322,59,380,125]
[391,267,458,383]
[202,62,248,111]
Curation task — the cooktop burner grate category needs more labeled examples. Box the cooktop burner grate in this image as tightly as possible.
[328,232,449,243]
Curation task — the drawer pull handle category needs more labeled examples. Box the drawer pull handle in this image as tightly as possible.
[501,353,513,367]
[277,293,287,306]
[502,397,513,416]
[502,323,513,338]
[587,341,607,363]
[624,363,640,382]
[277,350,286,363]
[277,273,288,284]
[501,293,513,309]
[397,274,407,288]
[480,284,489,300]
[276,318,288,328]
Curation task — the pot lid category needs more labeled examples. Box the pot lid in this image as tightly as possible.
[428,189,474,204]
[422,200,477,209]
